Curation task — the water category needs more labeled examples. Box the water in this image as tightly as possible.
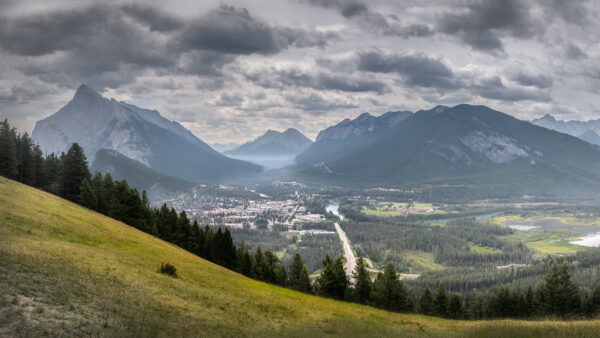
[426,211,504,224]
[502,219,600,248]
[508,224,541,231]
[571,233,600,247]
[503,219,600,234]
[326,202,344,220]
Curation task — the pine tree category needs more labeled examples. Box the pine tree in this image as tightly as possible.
[491,286,512,317]
[543,262,561,316]
[371,263,411,312]
[98,173,114,214]
[525,286,535,317]
[533,281,548,316]
[236,241,252,276]
[289,253,305,290]
[590,284,600,316]
[317,254,347,300]
[448,294,463,319]
[433,283,448,317]
[252,247,267,280]
[469,292,486,319]
[44,153,61,194]
[59,143,91,201]
[352,258,371,304]
[264,249,278,283]
[558,262,581,317]
[419,286,434,315]
[79,178,98,210]
[540,262,580,318]
[275,264,288,287]
[31,145,45,188]
[0,119,18,178]
[222,228,238,270]
[202,226,214,260]
[16,133,33,185]
[298,265,312,293]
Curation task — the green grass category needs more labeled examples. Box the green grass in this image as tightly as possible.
[493,214,600,227]
[504,230,586,255]
[470,245,502,254]
[2,177,600,337]
[402,251,445,271]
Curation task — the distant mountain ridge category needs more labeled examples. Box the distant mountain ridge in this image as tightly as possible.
[211,142,242,153]
[296,110,412,165]
[32,84,262,183]
[91,149,191,202]
[531,114,600,145]
[226,128,312,157]
[293,104,600,194]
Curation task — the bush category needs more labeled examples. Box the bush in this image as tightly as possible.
[159,262,177,277]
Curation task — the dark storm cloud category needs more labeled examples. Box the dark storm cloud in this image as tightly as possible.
[510,72,553,89]
[212,92,244,107]
[0,3,333,91]
[0,81,58,104]
[175,5,333,55]
[246,67,388,94]
[566,43,588,60]
[543,0,593,24]
[437,0,540,52]
[0,4,175,88]
[178,51,236,76]
[285,92,358,113]
[472,76,551,102]
[302,0,367,18]
[356,51,460,89]
[302,0,434,38]
[120,4,184,32]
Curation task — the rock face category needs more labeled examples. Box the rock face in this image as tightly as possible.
[294,104,600,192]
[32,84,261,183]
[531,114,600,145]
[225,128,312,157]
[296,110,412,165]
[315,110,413,142]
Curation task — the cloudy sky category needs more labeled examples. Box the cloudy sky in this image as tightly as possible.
[0,0,599,144]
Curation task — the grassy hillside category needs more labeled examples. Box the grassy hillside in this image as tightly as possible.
[1,177,600,337]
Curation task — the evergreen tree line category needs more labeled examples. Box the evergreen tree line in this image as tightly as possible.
[1,119,598,320]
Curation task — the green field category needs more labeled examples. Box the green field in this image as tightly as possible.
[3,177,600,337]
[402,251,445,271]
[493,213,600,227]
[469,245,502,254]
[504,229,586,255]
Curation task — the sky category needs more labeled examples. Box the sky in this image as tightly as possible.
[0,0,599,144]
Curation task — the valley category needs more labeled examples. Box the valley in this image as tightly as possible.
[3,1,600,335]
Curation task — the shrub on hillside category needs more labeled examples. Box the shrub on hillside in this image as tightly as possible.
[159,262,177,277]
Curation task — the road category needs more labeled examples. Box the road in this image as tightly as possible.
[334,222,356,283]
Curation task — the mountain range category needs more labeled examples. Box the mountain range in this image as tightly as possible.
[32,85,262,183]
[210,142,242,153]
[29,85,600,196]
[225,128,312,169]
[296,110,412,165]
[292,105,600,194]
[226,128,312,157]
[531,114,600,146]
